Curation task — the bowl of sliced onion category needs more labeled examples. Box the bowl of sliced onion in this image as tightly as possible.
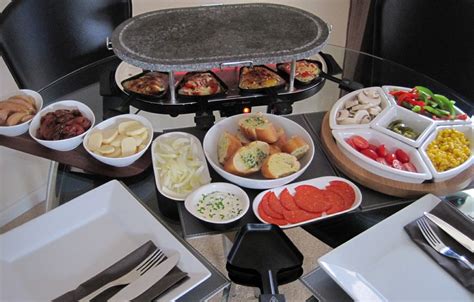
[152,132,212,201]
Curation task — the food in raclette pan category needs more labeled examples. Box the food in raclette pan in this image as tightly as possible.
[239,66,286,90]
[122,72,168,96]
[0,94,37,126]
[257,181,356,225]
[178,72,224,96]
[336,88,383,125]
[426,128,471,172]
[389,86,468,121]
[278,60,321,83]
[37,109,91,140]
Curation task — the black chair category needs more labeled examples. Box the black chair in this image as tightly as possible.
[0,0,132,91]
[360,0,474,104]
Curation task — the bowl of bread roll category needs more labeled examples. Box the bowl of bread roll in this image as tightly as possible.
[203,112,314,189]
[83,114,153,167]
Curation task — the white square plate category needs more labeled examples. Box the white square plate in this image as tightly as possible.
[318,194,473,301]
[0,180,210,301]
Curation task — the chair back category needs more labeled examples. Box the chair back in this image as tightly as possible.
[0,0,132,90]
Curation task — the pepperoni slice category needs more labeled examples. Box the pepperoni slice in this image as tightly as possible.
[268,191,285,215]
[279,188,299,211]
[323,189,345,214]
[260,193,284,219]
[282,209,321,224]
[294,185,319,192]
[328,181,356,209]
[294,186,331,213]
[258,198,288,225]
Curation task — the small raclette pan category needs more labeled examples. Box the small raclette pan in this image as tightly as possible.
[120,71,169,100]
[238,65,286,94]
[226,223,303,301]
[276,59,323,87]
[176,70,228,101]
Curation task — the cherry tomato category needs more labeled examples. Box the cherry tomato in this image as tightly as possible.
[392,159,403,170]
[368,144,378,152]
[376,144,388,157]
[361,149,378,160]
[385,153,396,165]
[402,162,418,172]
[351,135,369,150]
[376,157,389,165]
[345,138,357,150]
[395,149,410,163]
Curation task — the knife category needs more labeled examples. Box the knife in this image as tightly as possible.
[424,212,474,253]
[108,253,180,301]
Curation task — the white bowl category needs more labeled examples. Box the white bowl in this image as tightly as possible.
[332,128,432,183]
[202,113,315,189]
[419,125,473,182]
[329,87,391,130]
[372,105,436,148]
[152,132,211,201]
[0,89,43,137]
[29,100,95,151]
[382,85,471,126]
[184,182,249,225]
[252,176,362,229]
[83,114,153,167]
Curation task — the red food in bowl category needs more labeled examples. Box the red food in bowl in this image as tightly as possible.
[37,109,91,140]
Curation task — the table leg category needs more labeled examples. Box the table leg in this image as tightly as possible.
[45,161,59,211]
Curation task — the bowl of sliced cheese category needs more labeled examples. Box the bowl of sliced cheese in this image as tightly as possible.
[83,114,153,167]
[203,112,314,189]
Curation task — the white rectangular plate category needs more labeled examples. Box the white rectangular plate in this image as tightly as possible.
[318,194,473,301]
[0,180,210,301]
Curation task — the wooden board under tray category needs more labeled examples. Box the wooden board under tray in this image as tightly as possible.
[320,112,473,198]
[0,132,156,178]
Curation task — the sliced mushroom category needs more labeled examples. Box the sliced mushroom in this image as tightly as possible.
[352,103,377,111]
[344,99,359,109]
[353,110,370,124]
[363,88,380,98]
[360,115,371,124]
[357,91,381,106]
[336,109,350,121]
[339,117,357,125]
[368,106,382,116]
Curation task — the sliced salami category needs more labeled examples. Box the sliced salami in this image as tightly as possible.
[282,209,321,224]
[323,189,345,214]
[327,181,356,209]
[279,188,299,211]
[294,186,331,213]
[268,191,286,215]
[260,193,284,219]
[258,198,288,225]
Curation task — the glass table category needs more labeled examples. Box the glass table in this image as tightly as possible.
[4,44,473,301]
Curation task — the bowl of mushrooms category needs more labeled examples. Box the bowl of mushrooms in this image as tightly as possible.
[329,87,391,130]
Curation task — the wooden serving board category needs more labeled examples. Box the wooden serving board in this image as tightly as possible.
[320,112,473,198]
[0,132,156,178]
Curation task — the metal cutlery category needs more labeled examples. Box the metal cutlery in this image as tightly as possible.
[417,217,474,270]
[424,212,474,253]
[78,249,165,301]
[108,252,180,301]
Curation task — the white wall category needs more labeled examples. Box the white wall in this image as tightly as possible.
[0,0,349,226]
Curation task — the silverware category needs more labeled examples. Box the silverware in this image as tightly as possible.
[108,252,180,301]
[79,249,165,301]
[417,217,474,270]
[424,212,474,253]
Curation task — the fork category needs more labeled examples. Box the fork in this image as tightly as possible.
[417,217,474,270]
[78,249,165,301]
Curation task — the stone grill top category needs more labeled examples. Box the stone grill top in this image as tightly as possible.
[111,3,330,71]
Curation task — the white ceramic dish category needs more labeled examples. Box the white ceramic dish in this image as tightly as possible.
[329,87,391,130]
[0,89,43,137]
[318,194,472,301]
[29,100,95,151]
[419,125,473,183]
[152,132,211,201]
[185,182,250,225]
[382,85,471,126]
[252,176,362,229]
[372,105,436,148]
[115,61,143,92]
[332,128,432,183]
[0,180,211,302]
[202,113,314,189]
[83,114,153,167]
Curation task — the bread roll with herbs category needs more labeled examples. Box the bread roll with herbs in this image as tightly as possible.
[224,141,270,175]
[217,131,242,164]
[238,113,278,143]
[261,152,301,179]
[281,136,309,159]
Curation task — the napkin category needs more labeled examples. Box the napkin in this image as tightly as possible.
[54,241,188,302]
[404,201,474,292]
